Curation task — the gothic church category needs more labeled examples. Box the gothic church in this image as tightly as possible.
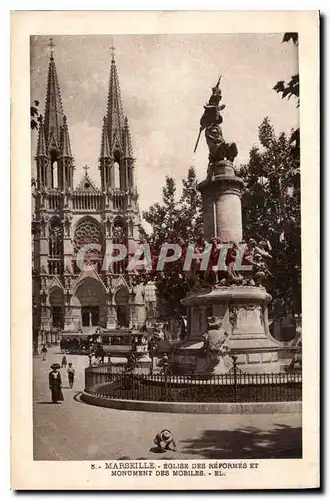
[32,43,148,346]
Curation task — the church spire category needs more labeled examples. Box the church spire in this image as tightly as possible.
[43,39,65,152]
[123,116,133,158]
[60,115,72,158]
[35,115,48,188]
[99,117,112,191]
[35,38,75,189]
[106,47,125,153]
[100,47,135,191]
[36,115,47,157]
[100,116,111,158]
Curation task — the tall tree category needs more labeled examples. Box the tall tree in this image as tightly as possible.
[178,166,204,241]
[240,117,301,317]
[137,167,203,318]
[273,32,300,153]
[273,33,299,104]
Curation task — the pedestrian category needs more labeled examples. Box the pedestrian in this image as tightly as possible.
[153,429,177,452]
[41,345,48,361]
[88,352,93,366]
[48,363,64,404]
[61,355,67,368]
[67,363,75,388]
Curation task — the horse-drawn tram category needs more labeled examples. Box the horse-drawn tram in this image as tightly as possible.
[60,328,149,358]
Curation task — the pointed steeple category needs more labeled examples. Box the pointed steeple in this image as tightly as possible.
[43,47,64,151]
[100,116,111,158]
[123,116,134,158]
[106,48,125,152]
[35,39,75,189]
[60,115,73,157]
[36,115,47,157]
[100,47,136,191]
[35,115,48,188]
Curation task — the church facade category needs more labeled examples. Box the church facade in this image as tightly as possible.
[32,45,149,346]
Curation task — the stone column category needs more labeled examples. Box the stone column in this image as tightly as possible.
[64,303,74,331]
[198,160,244,242]
[63,212,73,273]
[128,306,133,329]
[40,290,50,333]
[106,300,117,330]
[39,214,49,273]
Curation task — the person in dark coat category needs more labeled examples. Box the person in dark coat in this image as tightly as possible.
[41,345,48,361]
[61,355,67,368]
[49,364,64,403]
[67,363,75,389]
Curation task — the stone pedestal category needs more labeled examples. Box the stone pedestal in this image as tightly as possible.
[198,161,244,242]
[179,286,280,373]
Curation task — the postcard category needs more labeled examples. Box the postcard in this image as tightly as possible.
[11,10,319,490]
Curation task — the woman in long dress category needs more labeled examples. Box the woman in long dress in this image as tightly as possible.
[49,364,64,403]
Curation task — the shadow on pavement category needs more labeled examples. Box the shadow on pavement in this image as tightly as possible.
[118,455,175,461]
[37,401,63,405]
[181,423,302,459]
[149,446,166,454]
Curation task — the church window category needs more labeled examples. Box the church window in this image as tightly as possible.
[73,218,104,271]
[48,218,63,274]
[114,161,120,189]
[52,161,58,188]
[112,218,128,274]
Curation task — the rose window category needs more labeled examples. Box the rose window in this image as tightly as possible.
[74,218,104,266]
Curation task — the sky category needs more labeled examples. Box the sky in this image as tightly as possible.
[31,34,299,216]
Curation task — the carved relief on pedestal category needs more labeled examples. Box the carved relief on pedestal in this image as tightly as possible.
[234,303,264,334]
[229,305,238,332]
[198,316,233,373]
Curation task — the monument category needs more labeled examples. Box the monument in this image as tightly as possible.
[173,77,281,374]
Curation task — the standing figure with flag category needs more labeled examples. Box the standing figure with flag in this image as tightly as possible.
[194,76,238,176]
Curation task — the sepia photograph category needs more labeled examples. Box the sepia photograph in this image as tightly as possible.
[11,10,319,490]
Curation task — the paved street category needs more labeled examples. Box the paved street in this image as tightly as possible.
[33,348,302,461]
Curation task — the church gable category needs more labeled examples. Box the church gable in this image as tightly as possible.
[111,130,122,153]
[47,127,60,152]
[75,170,99,193]
[114,275,129,291]
[74,264,106,292]
[48,275,64,292]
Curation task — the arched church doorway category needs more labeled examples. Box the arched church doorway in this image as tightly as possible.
[49,288,64,329]
[115,287,129,328]
[75,278,106,329]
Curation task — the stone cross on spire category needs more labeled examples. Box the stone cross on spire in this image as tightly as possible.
[110,44,116,62]
[48,37,55,55]
[83,164,89,175]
